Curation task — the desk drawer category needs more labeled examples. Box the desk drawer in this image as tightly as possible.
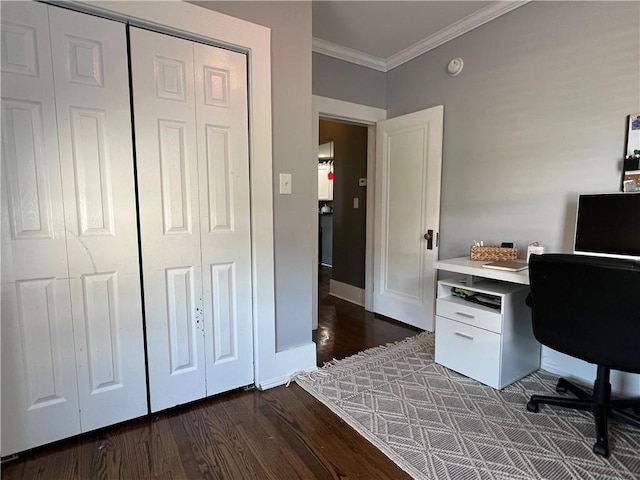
[435,316,501,389]
[436,298,502,334]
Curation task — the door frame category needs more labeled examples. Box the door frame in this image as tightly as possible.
[64,1,314,389]
[312,95,386,329]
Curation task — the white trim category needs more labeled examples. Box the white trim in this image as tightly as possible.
[387,1,530,70]
[314,96,387,125]
[540,364,591,388]
[540,362,640,397]
[257,343,318,390]
[329,280,365,307]
[312,37,386,72]
[364,127,376,312]
[311,104,320,330]
[77,1,291,391]
[312,96,387,329]
[312,1,530,72]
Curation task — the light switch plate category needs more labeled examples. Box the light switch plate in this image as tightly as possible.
[279,173,292,194]
[353,197,359,209]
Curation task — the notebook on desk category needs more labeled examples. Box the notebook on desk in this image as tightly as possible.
[482,260,529,272]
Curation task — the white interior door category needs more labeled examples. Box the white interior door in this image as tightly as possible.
[194,44,254,395]
[1,1,81,455]
[372,106,443,330]
[130,28,205,412]
[48,6,147,430]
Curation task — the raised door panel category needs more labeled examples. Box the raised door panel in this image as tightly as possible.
[48,7,147,430]
[194,44,254,395]
[158,119,193,235]
[381,127,426,299]
[165,266,199,374]
[2,99,55,240]
[130,27,206,412]
[0,1,80,456]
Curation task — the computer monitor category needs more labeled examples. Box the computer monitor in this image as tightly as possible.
[573,192,640,261]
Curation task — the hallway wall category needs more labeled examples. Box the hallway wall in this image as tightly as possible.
[319,120,368,289]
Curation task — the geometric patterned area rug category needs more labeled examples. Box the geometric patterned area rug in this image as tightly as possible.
[295,332,640,480]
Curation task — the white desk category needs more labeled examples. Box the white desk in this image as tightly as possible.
[432,256,539,389]
[433,256,530,285]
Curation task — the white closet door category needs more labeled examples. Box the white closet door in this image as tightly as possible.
[0,1,81,455]
[194,44,254,395]
[48,7,147,430]
[130,28,206,412]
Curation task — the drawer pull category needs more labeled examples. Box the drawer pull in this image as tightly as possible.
[455,311,475,319]
[455,332,474,340]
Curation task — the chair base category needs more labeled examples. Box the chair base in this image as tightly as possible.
[527,367,640,457]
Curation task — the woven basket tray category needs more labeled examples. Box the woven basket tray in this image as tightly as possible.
[470,245,517,261]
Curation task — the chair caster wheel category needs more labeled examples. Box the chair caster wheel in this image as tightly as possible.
[593,442,609,457]
[527,401,539,413]
[555,381,567,394]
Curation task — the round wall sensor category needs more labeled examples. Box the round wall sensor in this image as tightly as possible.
[447,57,464,76]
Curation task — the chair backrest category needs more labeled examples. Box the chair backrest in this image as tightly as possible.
[528,254,640,373]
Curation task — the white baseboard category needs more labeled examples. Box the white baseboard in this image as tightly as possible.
[257,366,318,390]
[257,342,318,390]
[329,279,365,307]
[540,363,640,396]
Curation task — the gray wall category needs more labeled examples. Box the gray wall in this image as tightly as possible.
[194,1,313,351]
[385,1,639,392]
[386,1,640,260]
[313,52,386,109]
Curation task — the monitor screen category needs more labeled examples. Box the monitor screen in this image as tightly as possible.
[574,192,640,260]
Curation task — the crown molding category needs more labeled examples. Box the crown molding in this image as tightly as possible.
[312,37,387,72]
[386,0,530,70]
[313,1,530,73]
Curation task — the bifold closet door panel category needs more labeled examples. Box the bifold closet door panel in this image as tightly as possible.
[0,1,81,455]
[47,7,148,430]
[193,44,254,395]
[130,27,206,412]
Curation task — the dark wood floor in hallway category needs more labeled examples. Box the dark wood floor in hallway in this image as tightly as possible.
[2,267,421,480]
[314,265,421,366]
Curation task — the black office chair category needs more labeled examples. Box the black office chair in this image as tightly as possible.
[526,254,640,457]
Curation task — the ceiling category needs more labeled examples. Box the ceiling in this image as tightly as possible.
[312,1,529,72]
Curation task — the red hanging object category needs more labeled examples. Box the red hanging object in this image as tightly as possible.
[327,171,334,180]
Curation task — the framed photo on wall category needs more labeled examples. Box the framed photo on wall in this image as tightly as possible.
[623,113,640,191]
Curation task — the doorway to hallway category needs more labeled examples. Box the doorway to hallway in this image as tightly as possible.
[317,119,368,307]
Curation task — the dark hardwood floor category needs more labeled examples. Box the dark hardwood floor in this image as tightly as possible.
[2,266,421,480]
[314,266,421,366]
